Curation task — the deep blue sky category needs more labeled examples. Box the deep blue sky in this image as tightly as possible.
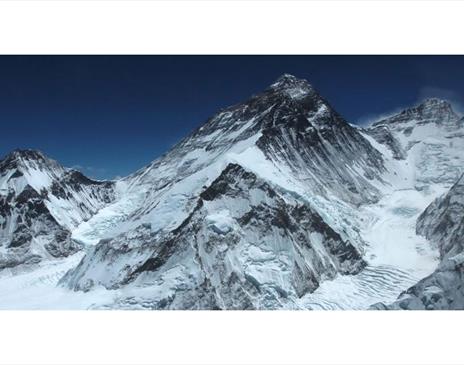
[1,56,463,179]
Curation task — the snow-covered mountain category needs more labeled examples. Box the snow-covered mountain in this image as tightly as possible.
[0,74,463,309]
[78,75,386,250]
[0,150,114,269]
[59,74,391,309]
[366,98,464,189]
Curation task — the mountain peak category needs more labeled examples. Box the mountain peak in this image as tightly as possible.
[373,98,460,128]
[0,149,61,174]
[269,74,314,99]
[9,149,47,162]
[417,97,454,113]
[270,73,311,88]
[402,97,460,123]
[272,73,300,84]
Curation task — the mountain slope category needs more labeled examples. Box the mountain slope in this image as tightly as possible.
[0,150,115,269]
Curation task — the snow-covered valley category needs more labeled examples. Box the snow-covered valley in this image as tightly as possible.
[300,188,443,309]
[1,74,463,309]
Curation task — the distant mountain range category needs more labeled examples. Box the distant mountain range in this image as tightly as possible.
[1,74,463,309]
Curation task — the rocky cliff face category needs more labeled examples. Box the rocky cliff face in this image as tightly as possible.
[364,125,406,160]
[416,174,464,259]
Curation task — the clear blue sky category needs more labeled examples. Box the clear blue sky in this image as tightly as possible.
[1,56,463,179]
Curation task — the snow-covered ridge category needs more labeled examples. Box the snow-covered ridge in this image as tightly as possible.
[372,98,461,129]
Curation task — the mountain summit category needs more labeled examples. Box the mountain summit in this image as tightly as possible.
[268,73,314,99]
[0,149,62,176]
[5,149,48,162]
